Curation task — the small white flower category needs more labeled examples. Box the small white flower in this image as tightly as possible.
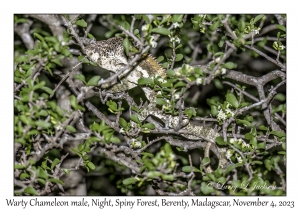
[237,156,243,163]
[196,77,203,85]
[172,22,180,28]
[142,24,149,31]
[149,36,157,48]
[174,93,180,100]
[279,45,285,50]
[238,138,243,144]
[215,57,221,63]
[131,139,141,149]
[157,91,162,95]
[135,141,141,148]
[55,125,63,131]
[225,108,234,116]
[173,67,181,75]
[229,138,236,144]
[252,29,259,35]
[226,150,232,159]
[169,153,175,160]
[175,37,181,43]
[217,109,227,120]
[150,40,157,48]
[158,78,167,83]
[221,68,227,75]
[119,128,125,134]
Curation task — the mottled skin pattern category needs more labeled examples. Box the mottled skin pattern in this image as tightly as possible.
[84,37,227,172]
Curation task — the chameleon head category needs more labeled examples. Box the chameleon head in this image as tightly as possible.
[84,37,128,72]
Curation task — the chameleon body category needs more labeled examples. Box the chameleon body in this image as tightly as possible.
[84,37,227,172]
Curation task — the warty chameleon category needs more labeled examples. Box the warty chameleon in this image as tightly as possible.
[83,37,228,173]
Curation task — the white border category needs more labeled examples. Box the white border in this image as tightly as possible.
[3,0,299,209]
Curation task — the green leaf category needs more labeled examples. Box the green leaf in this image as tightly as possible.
[236,119,252,127]
[87,162,95,170]
[110,136,121,144]
[87,33,95,39]
[33,33,45,42]
[49,178,65,186]
[38,167,48,179]
[14,164,26,169]
[33,81,46,90]
[276,24,286,32]
[142,123,155,130]
[264,159,272,171]
[259,125,269,131]
[238,20,246,32]
[51,59,62,66]
[146,171,162,178]
[15,55,30,63]
[224,164,236,175]
[174,81,186,88]
[252,15,264,24]
[257,142,266,150]
[216,136,226,146]
[270,131,286,138]
[123,177,138,185]
[130,115,141,125]
[138,78,154,85]
[152,28,170,35]
[24,187,38,195]
[37,178,46,185]
[156,98,168,106]
[171,14,183,23]
[209,21,219,31]
[182,166,200,172]
[282,143,286,150]
[87,75,101,86]
[51,158,61,170]
[202,157,211,166]
[63,168,70,175]
[74,74,86,84]
[201,182,215,195]
[175,54,183,61]
[35,121,51,128]
[157,56,164,63]
[70,95,78,110]
[250,137,257,148]
[223,62,237,69]
[66,125,76,133]
[106,100,117,110]
[226,92,239,108]
[184,108,196,119]
[20,173,30,180]
[119,118,129,128]
[75,19,87,27]
[123,37,130,56]
[210,105,218,116]
[40,86,54,95]
[87,136,102,142]
[20,115,32,125]
[78,55,89,63]
[161,174,174,181]
[274,93,286,102]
